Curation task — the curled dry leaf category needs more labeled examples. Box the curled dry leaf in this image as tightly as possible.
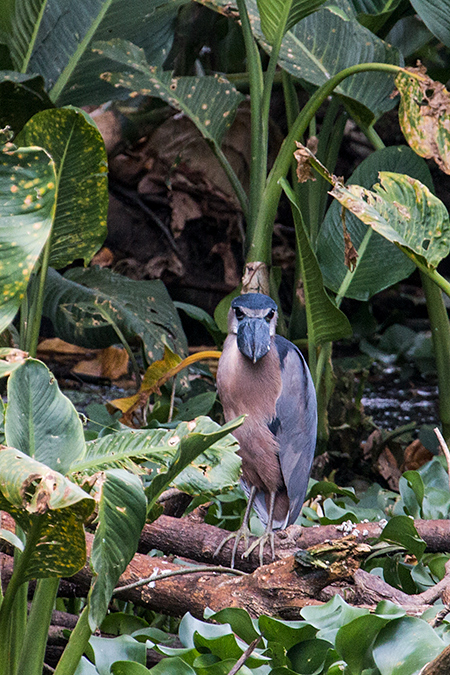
[395,64,450,175]
[294,142,316,183]
[341,209,358,271]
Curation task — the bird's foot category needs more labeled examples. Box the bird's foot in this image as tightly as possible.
[214,525,252,569]
[242,530,275,567]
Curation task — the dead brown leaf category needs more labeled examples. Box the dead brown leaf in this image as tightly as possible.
[402,438,434,471]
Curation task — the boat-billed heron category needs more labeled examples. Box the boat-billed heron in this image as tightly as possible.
[216,292,317,566]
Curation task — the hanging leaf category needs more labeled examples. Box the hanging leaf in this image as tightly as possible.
[280,178,352,344]
[395,65,450,175]
[95,38,244,145]
[0,73,54,134]
[89,469,147,630]
[0,144,56,333]
[409,0,450,49]
[16,107,108,267]
[330,172,450,270]
[0,446,94,580]
[5,358,85,474]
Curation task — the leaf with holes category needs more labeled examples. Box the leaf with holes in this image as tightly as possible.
[330,172,450,272]
[0,446,94,580]
[0,144,56,333]
[95,39,244,146]
[16,107,108,267]
[396,67,450,175]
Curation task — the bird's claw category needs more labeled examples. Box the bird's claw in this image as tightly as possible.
[242,530,275,567]
[214,525,251,568]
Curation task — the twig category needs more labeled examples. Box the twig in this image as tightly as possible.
[167,377,176,423]
[434,427,450,492]
[113,565,247,594]
[227,637,262,675]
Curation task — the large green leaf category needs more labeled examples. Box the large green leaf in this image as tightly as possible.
[0,143,56,332]
[72,416,243,497]
[16,107,108,267]
[373,617,444,674]
[257,0,326,44]
[42,266,189,365]
[2,0,188,105]
[317,146,433,300]
[331,172,450,270]
[0,446,94,580]
[410,0,450,48]
[5,358,85,474]
[89,469,147,630]
[281,178,352,344]
[96,39,245,146]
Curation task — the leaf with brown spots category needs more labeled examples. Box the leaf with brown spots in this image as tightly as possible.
[330,171,450,270]
[396,66,450,175]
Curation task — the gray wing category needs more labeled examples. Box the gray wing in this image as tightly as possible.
[272,335,317,526]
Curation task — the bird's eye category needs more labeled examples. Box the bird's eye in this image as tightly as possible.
[235,307,245,320]
[265,309,275,322]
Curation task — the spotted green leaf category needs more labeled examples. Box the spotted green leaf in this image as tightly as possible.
[16,107,108,267]
[0,144,56,333]
[0,446,94,581]
[95,39,245,146]
[43,266,188,367]
[5,358,86,474]
[330,172,450,270]
[89,469,147,630]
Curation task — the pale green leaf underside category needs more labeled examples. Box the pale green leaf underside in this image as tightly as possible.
[96,38,245,145]
[0,144,56,333]
[5,358,86,474]
[16,107,108,267]
[331,172,450,270]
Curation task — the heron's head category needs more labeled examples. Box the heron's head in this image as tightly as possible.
[228,293,278,363]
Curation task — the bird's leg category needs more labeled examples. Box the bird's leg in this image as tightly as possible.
[242,490,276,567]
[214,486,257,568]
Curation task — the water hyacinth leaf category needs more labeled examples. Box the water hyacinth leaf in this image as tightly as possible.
[16,107,108,267]
[301,595,369,642]
[111,662,149,675]
[281,178,352,344]
[95,39,245,145]
[373,616,445,674]
[89,634,147,675]
[396,67,450,175]
[0,446,94,580]
[257,0,326,44]
[258,615,316,650]
[89,469,147,630]
[288,638,334,674]
[206,608,260,644]
[335,613,391,674]
[43,266,188,365]
[378,515,426,560]
[331,172,450,271]
[5,358,85,473]
[317,146,433,300]
[0,144,56,333]
[147,658,196,674]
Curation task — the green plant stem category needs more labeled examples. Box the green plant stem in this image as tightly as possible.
[7,582,27,675]
[0,517,45,675]
[18,577,60,675]
[236,0,264,248]
[27,236,52,358]
[420,272,450,443]
[53,604,92,675]
[249,62,404,262]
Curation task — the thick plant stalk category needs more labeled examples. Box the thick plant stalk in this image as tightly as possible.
[421,273,450,443]
[53,605,93,675]
[18,578,60,675]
